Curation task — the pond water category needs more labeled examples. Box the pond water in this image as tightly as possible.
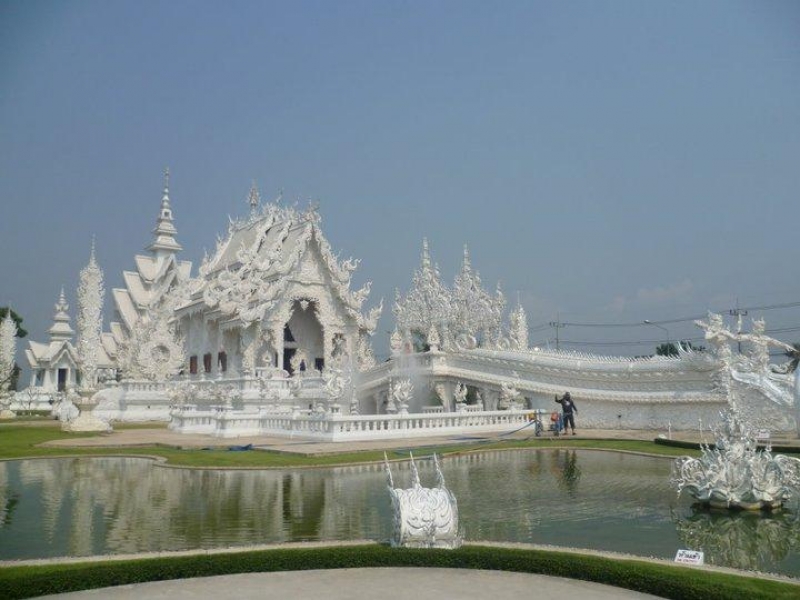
[1,449,799,577]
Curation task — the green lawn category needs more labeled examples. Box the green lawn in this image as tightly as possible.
[0,422,702,468]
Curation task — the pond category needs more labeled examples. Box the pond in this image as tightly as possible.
[1,449,799,577]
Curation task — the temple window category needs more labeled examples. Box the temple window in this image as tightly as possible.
[314,358,324,372]
[203,353,212,373]
[284,325,295,342]
[218,351,227,372]
[189,355,198,374]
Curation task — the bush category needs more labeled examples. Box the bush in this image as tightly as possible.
[0,544,797,600]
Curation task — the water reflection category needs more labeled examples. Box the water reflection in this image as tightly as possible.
[0,451,798,577]
[673,508,800,572]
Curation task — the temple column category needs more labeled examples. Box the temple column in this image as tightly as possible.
[43,369,53,391]
[273,323,285,372]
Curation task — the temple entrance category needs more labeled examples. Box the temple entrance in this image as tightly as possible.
[283,300,324,375]
[57,368,67,392]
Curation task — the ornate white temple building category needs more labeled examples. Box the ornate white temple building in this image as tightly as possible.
[13,172,799,438]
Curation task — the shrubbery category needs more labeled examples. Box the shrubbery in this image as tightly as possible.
[0,544,797,600]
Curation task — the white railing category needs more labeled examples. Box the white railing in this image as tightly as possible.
[170,407,540,440]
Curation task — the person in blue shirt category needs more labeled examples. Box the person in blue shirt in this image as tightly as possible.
[555,392,578,435]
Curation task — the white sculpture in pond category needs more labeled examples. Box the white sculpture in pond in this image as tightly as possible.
[384,453,461,549]
[671,406,800,510]
[671,314,800,510]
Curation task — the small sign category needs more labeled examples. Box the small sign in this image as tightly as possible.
[756,429,771,441]
[674,549,704,565]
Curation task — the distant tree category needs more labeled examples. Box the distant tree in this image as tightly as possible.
[0,308,27,339]
[785,343,800,373]
[655,341,705,357]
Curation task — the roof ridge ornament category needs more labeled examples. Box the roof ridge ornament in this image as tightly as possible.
[248,180,261,216]
[163,167,170,204]
[148,168,182,255]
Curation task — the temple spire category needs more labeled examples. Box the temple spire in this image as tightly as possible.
[147,167,182,256]
[248,180,261,216]
[421,238,431,270]
[48,287,75,342]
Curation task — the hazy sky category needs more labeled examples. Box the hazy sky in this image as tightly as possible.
[1,0,799,361]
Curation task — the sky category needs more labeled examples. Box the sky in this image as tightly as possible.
[1,0,799,364]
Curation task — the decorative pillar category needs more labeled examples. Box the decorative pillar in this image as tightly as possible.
[273,323,284,371]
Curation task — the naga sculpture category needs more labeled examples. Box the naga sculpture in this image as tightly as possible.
[384,453,461,549]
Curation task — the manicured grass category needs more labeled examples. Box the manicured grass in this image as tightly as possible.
[0,423,701,468]
[0,544,796,600]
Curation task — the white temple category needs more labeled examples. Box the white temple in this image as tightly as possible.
[12,172,799,438]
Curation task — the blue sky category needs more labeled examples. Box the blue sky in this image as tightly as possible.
[1,0,799,359]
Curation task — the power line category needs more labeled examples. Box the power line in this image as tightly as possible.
[554,300,800,329]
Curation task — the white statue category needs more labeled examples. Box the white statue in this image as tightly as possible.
[498,382,520,410]
[671,408,800,510]
[384,453,461,549]
[453,382,467,411]
[390,378,413,414]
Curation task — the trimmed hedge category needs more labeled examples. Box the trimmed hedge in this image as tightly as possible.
[654,437,800,455]
[0,544,797,600]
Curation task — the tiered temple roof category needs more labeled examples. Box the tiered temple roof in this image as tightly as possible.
[178,186,380,334]
[109,170,192,351]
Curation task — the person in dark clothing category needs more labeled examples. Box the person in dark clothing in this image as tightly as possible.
[555,392,578,435]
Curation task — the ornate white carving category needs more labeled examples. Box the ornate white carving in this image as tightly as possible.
[194,199,381,370]
[0,310,17,414]
[76,243,105,390]
[394,240,504,351]
[117,284,187,381]
[384,453,461,549]
[498,381,521,410]
[508,302,528,351]
[324,368,348,400]
[672,408,800,510]
[357,333,376,370]
[453,382,467,411]
[452,246,504,346]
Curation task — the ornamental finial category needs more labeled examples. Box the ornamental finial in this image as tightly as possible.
[248,180,261,214]
[89,236,96,265]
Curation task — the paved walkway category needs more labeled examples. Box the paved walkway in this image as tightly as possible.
[36,423,800,456]
[34,567,665,599]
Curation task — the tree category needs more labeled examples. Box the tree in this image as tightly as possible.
[655,341,705,357]
[0,308,26,339]
[785,343,800,373]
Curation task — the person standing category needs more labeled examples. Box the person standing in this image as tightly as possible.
[555,392,578,435]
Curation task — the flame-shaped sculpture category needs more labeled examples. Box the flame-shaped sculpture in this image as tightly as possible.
[384,452,461,548]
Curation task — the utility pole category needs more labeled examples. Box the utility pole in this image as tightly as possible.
[730,300,748,354]
[549,314,565,351]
